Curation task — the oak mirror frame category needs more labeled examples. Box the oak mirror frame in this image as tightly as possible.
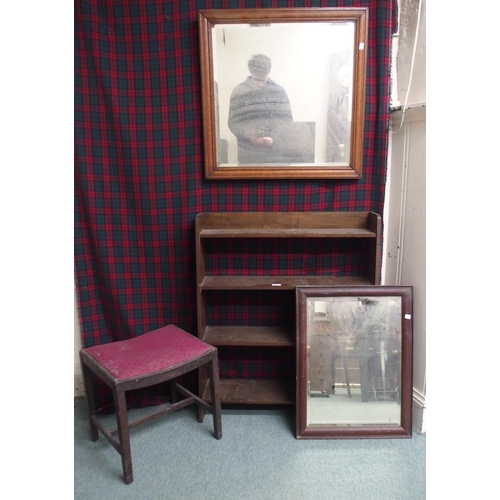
[198,8,368,180]
[296,286,413,439]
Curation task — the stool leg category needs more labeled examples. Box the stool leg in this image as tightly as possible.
[197,365,207,423]
[79,354,98,441]
[198,406,205,423]
[206,356,222,440]
[170,380,178,403]
[114,388,133,484]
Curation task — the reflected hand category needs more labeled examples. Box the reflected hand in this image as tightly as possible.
[251,136,274,146]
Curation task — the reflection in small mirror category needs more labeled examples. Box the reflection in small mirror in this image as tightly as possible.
[306,296,402,427]
[212,22,354,167]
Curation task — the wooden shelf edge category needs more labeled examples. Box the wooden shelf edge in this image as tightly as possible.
[199,228,377,238]
[200,276,373,289]
[203,326,295,347]
[202,378,295,405]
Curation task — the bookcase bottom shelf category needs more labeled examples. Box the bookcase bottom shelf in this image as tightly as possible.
[202,378,295,405]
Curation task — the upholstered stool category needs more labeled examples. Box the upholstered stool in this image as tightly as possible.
[79,324,222,484]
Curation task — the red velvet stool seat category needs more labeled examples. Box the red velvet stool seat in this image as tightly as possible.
[79,324,222,484]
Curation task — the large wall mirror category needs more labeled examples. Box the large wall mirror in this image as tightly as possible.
[296,286,413,439]
[198,8,368,180]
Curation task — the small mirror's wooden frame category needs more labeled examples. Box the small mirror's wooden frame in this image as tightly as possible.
[296,286,413,439]
[199,8,368,180]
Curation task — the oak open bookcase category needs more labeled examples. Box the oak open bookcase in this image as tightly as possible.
[195,211,381,408]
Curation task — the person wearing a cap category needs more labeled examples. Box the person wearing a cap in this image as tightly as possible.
[228,54,293,164]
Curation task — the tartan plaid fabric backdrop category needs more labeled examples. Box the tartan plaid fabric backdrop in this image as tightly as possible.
[75,0,398,409]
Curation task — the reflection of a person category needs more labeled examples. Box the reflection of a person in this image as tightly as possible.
[228,54,293,164]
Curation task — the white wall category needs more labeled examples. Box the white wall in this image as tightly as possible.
[74,285,84,395]
[385,105,426,433]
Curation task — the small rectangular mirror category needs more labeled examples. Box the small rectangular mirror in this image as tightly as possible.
[198,8,368,180]
[296,286,413,439]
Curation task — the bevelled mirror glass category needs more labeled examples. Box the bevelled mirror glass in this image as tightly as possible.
[296,286,413,439]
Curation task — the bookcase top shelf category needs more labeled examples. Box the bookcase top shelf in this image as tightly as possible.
[199,228,376,238]
[196,211,380,232]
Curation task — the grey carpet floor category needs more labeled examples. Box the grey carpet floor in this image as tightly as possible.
[74,397,425,500]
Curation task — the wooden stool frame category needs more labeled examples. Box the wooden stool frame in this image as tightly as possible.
[80,346,222,484]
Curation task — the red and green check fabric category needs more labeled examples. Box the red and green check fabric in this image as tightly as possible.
[75,0,398,410]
